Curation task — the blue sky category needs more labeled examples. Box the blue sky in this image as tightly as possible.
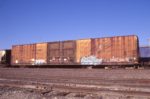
[0,0,150,49]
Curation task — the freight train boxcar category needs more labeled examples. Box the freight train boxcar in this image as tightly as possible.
[11,35,139,67]
[0,50,11,65]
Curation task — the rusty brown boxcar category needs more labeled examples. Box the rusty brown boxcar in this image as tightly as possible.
[11,35,139,67]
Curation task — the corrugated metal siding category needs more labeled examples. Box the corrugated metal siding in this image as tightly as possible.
[124,36,139,59]
[48,42,60,50]
[47,42,61,64]
[91,38,112,60]
[24,44,36,64]
[36,43,47,64]
[12,44,36,65]
[76,39,91,63]
[21,44,36,64]
[48,41,76,64]
[140,47,150,58]
[11,45,22,64]
[62,40,76,63]
[92,35,139,63]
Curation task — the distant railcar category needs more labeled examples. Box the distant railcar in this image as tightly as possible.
[140,46,150,66]
[0,50,11,65]
[11,35,139,67]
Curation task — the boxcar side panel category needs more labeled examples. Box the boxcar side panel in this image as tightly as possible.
[36,43,48,64]
[11,45,22,65]
[76,39,91,63]
[62,40,76,64]
[92,35,139,65]
[47,42,61,64]
[22,44,36,64]
[12,44,36,65]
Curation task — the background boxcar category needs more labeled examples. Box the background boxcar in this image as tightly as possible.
[140,46,150,66]
[0,50,11,65]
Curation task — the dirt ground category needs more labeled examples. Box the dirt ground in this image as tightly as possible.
[0,68,150,99]
[1,86,149,99]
